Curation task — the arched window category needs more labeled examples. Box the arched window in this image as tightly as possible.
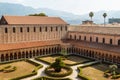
[103,38,105,43]
[110,39,112,45]
[118,40,120,46]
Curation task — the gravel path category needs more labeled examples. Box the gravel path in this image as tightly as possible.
[22,59,99,80]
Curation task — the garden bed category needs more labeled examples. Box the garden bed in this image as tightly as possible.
[0,60,43,80]
[78,63,120,80]
[35,55,92,66]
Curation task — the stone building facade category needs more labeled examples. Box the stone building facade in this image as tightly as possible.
[0,15,120,66]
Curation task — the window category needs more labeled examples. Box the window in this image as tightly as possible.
[61,26,62,31]
[34,27,36,32]
[27,27,29,32]
[20,27,23,32]
[5,27,8,33]
[40,27,42,32]
[103,38,105,43]
[84,36,86,41]
[70,35,72,39]
[45,27,47,32]
[13,27,15,33]
[74,35,76,40]
[65,26,67,31]
[51,27,53,31]
[90,37,92,42]
[56,27,58,31]
[110,39,112,45]
[79,36,81,40]
[118,40,120,46]
[96,37,98,43]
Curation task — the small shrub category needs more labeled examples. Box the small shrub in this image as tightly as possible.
[33,76,72,80]
[45,66,73,77]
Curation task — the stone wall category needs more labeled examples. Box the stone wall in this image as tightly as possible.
[0,24,68,44]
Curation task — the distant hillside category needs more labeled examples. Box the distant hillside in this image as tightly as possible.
[0,2,120,24]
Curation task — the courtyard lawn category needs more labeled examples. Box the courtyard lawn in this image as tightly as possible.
[81,63,120,80]
[0,61,36,80]
[38,55,91,65]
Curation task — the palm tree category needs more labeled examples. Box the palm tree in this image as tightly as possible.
[89,12,94,26]
[103,13,107,27]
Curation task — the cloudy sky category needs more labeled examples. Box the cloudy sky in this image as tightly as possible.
[0,0,119,15]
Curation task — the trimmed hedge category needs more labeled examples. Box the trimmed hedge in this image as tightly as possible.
[35,54,94,66]
[104,70,120,79]
[0,59,25,65]
[10,59,43,80]
[112,74,120,79]
[78,67,91,80]
[35,58,51,65]
[33,76,72,80]
[45,66,73,77]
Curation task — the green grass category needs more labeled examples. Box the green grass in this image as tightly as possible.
[36,55,91,66]
[0,60,42,80]
[80,63,120,80]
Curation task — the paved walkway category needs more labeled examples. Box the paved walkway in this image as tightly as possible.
[22,59,99,80]
[22,59,48,80]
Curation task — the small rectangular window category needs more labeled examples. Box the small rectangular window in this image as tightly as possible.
[40,27,42,32]
[5,27,8,33]
[34,27,36,32]
[61,26,62,31]
[27,27,29,32]
[96,37,98,43]
[65,26,67,31]
[56,27,58,31]
[84,36,86,40]
[45,27,47,32]
[13,27,15,33]
[51,27,53,31]
[20,27,23,32]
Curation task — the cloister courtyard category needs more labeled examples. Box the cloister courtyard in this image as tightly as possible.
[0,54,119,80]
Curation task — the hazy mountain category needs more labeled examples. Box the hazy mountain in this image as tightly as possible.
[0,2,120,24]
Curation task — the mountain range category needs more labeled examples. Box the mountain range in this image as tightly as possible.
[0,2,120,24]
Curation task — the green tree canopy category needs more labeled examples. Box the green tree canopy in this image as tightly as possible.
[50,57,65,72]
[29,12,47,16]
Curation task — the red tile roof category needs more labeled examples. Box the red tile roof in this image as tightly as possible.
[0,40,62,51]
[2,15,67,25]
[66,40,120,54]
